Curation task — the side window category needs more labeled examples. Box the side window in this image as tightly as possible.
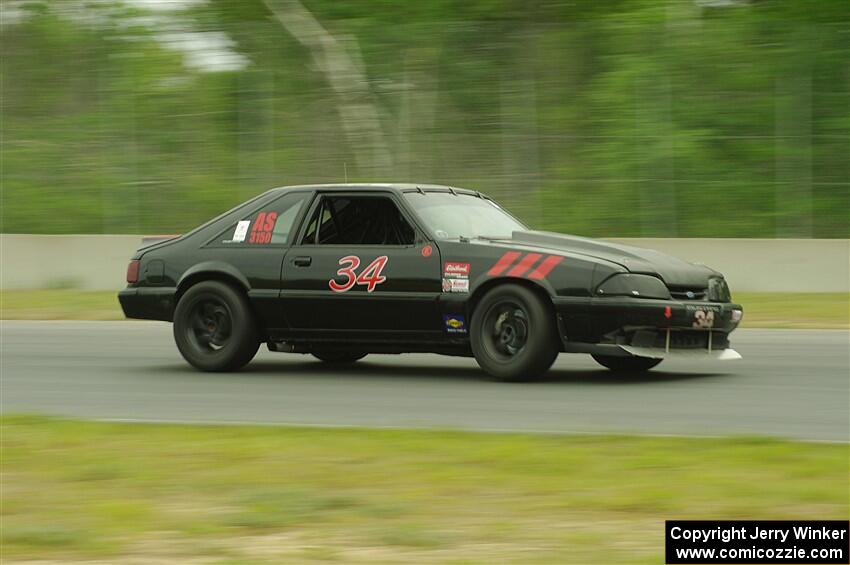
[270,198,305,244]
[301,200,334,245]
[300,196,416,246]
[220,192,308,245]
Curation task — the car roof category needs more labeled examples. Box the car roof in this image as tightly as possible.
[267,183,486,197]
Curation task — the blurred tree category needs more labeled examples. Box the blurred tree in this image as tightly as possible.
[260,0,392,175]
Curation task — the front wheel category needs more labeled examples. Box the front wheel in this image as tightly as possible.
[470,284,559,381]
[591,354,662,373]
[173,281,260,372]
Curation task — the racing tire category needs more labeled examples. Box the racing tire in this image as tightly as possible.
[173,280,260,372]
[591,354,662,372]
[311,351,368,364]
[471,284,559,381]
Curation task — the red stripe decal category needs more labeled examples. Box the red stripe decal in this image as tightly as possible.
[507,253,542,277]
[487,251,521,276]
[527,255,563,280]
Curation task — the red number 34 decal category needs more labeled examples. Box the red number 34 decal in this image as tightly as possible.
[329,255,388,293]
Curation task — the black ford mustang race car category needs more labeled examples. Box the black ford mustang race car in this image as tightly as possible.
[119,183,743,380]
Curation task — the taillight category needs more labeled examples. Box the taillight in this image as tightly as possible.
[126,260,140,284]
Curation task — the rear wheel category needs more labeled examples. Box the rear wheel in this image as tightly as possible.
[311,351,367,364]
[591,354,662,372]
[470,284,559,381]
[173,281,260,372]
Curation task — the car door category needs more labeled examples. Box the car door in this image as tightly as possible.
[280,191,443,341]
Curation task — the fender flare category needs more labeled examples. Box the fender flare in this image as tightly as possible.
[467,275,556,312]
[176,261,251,296]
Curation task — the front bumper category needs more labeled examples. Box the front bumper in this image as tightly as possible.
[553,296,743,358]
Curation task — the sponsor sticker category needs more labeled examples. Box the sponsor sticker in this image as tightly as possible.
[443,261,470,293]
[685,304,721,312]
[231,220,251,243]
[443,314,467,334]
[443,262,470,278]
[442,278,470,293]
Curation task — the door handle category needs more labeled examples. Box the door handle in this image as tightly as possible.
[292,256,312,267]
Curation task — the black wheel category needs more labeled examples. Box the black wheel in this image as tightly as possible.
[591,354,662,372]
[311,351,367,364]
[470,284,559,381]
[173,281,260,372]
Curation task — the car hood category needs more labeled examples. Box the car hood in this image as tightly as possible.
[508,231,719,288]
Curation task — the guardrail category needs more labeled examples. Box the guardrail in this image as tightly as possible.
[1,234,847,292]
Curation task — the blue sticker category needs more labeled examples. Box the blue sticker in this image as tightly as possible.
[443,314,467,333]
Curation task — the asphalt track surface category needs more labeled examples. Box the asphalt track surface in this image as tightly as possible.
[2,321,848,442]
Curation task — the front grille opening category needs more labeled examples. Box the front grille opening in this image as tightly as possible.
[667,278,731,302]
[668,287,707,300]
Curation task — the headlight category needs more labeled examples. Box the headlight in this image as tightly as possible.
[596,274,671,299]
[708,277,731,302]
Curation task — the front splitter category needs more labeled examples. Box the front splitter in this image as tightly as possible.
[619,346,742,360]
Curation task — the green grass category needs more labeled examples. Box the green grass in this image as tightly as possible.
[734,292,849,329]
[1,290,847,328]
[1,290,124,321]
[1,416,848,564]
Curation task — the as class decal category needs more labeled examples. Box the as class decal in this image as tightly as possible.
[249,211,277,244]
[230,212,278,244]
[329,255,388,293]
[487,252,563,280]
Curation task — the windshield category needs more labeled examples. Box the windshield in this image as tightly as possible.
[404,192,526,240]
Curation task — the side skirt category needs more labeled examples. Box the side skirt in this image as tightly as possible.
[267,341,472,357]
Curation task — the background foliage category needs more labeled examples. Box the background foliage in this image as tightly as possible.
[2,0,848,237]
